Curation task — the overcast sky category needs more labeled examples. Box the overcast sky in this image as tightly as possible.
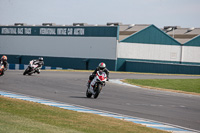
[0,0,199,28]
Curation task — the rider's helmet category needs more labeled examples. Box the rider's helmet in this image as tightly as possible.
[39,57,43,61]
[1,55,7,61]
[98,62,106,70]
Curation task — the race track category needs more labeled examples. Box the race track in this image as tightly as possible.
[1,70,200,131]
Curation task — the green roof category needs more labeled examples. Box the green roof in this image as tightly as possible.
[120,25,181,45]
[184,35,200,47]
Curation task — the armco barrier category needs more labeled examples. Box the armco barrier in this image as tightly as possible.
[8,64,64,70]
[126,61,200,75]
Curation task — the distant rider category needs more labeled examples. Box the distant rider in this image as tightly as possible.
[88,62,109,94]
[0,55,8,75]
[31,57,44,74]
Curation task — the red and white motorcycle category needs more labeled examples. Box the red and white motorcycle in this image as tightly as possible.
[0,62,5,76]
[86,70,107,99]
[23,60,39,75]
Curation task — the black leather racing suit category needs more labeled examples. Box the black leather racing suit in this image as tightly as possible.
[89,67,109,81]
[32,60,44,73]
[32,60,44,68]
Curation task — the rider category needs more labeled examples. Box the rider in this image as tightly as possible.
[88,62,109,94]
[31,57,44,74]
[0,55,8,75]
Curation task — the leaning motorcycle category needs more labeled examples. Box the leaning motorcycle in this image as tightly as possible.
[0,62,5,76]
[86,70,107,99]
[23,60,39,75]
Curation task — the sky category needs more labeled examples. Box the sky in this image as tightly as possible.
[0,0,200,28]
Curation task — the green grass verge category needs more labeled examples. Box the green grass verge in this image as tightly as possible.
[124,79,200,94]
[0,96,168,133]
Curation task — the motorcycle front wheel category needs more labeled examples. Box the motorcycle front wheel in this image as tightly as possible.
[23,68,29,75]
[94,83,102,99]
[86,89,92,98]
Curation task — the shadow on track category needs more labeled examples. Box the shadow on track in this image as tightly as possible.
[70,96,88,99]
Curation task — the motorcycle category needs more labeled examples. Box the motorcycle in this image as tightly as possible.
[86,70,107,99]
[0,62,5,76]
[23,60,39,75]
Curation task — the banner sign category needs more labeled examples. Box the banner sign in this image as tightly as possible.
[0,26,118,37]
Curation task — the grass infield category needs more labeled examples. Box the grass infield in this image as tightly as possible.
[123,79,200,94]
[0,96,168,133]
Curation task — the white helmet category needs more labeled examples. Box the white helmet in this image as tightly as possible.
[99,62,106,70]
[39,57,43,61]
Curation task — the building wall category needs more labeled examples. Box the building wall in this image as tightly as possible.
[118,42,181,61]
[117,42,182,71]
[0,36,117,59]
[0,26,118,70]
[182,46,200,64]
[117,42,200,74]
[182,35,200,65]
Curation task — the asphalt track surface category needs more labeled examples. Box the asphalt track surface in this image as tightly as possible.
[1,70,200,131]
